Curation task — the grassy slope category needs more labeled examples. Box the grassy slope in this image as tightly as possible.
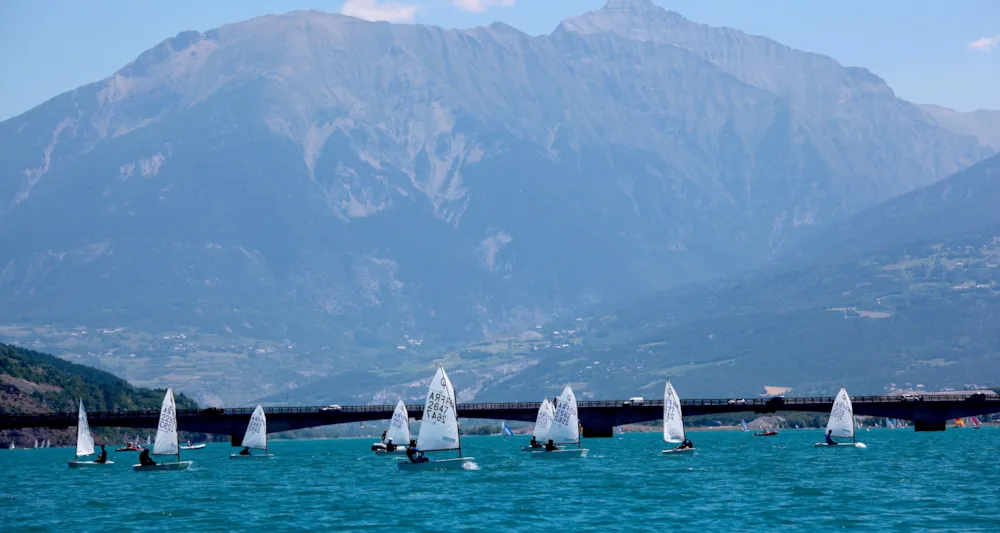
[1,342,198,447]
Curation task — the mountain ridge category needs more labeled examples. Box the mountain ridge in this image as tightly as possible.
[0,2,992,402]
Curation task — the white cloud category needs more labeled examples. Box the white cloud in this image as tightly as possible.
[968,34,1000,51]
[341,0,419,22]
[451,0,516,13]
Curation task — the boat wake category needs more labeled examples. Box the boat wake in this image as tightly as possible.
[462,460,481,471]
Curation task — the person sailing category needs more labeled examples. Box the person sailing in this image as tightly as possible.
[674,438,694,451]
[405,439,428,463]
[138,447,156,466]
[825,429,836,446]
[239,446,252,456]
[95,444,108,464]
[385,439,396,452]
[381,429,388,443]
[529,435,542,449]
[544,439,559,452]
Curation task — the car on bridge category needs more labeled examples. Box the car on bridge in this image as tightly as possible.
[321,404,343,411]
[624,397,644,406]
[900,394,924,402]
[200,407,225,415]
[727,398,747,405]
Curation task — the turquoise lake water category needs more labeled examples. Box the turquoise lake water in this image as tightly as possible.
[2,429,999,532]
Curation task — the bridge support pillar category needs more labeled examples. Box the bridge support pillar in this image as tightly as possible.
[583,425,613,438]
[914,420,946,432]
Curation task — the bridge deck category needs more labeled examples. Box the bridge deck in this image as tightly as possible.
[3,395,998,442]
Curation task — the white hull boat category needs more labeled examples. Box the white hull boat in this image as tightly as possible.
[816,387,866,449]
[133,461,192,472]
[135,388,193,473]
[396,366,471,473]
[397,457,475,471]
[531,448,589,459]
[231,404,273,460]
[520,446,546,452]
[67,460,115,468]
[180,444,206,450]
[661,447,696,455]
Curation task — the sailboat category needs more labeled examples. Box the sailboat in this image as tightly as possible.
[33,439,38,449]
[814,387,866,448]
[532,386,588,459]
[661,380,694,454]
[373,399,410,454]
[955,418,966,428]
[521,399,555,451]
[740,419,749,432]
[502,422,515,437]
[230,404,273,459]
[616,425,625,435]
[397,365,475,471]
[971,416,982,430]
[133,388,193,471]
[68,400,113,467]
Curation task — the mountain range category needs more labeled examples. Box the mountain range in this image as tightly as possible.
[0,0,995,403]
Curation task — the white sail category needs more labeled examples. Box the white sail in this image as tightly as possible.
[385,399,410,445]
[152,388,180,456]
[532,399,555,441]
[241,404,267,450]
[826,387,855,439]
[663,380,685,443]
[548,387,580,444]
[416,366,460,451]
[77,400,96,457]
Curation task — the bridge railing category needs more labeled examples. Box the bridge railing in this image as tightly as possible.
[4,394,998,422]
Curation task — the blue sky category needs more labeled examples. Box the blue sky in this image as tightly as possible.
[0,0,997,121]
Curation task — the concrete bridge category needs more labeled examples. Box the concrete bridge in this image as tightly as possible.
[3,394,999,444]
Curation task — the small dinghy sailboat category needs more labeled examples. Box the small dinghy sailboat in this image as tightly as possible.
[397,365,475,471]
[814,387,866,448]
[373,399,410,454]
[521,399,555,452]
[231,404,273,459]
[68,400,113,468]
[133,388,193,471]
[661,380,695,454]
[532,386,589,459]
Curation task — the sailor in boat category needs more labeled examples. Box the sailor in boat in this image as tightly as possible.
[381,429,388,443]
[674,438,694,451]
[528,436,543,449]
[825,430,836,446]
[239,446,252,456]
[385,439,396,452]
[138,447,156,466]
[95,445,108,464]
[544,439,559,452]
[405,439,428,464]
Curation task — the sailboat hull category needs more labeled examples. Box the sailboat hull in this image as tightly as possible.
[813,442,866,448]
[520,446,545,452]
[531,449,589,459]
[67,460,115,468]
[661,447,696,455]
[179,444,206,450]
[133,461,193,472]
[229,453,274,459]
[397,457,475,471]
[374,448,407,455]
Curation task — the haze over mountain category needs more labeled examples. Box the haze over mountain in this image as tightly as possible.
[0,0,993,403]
